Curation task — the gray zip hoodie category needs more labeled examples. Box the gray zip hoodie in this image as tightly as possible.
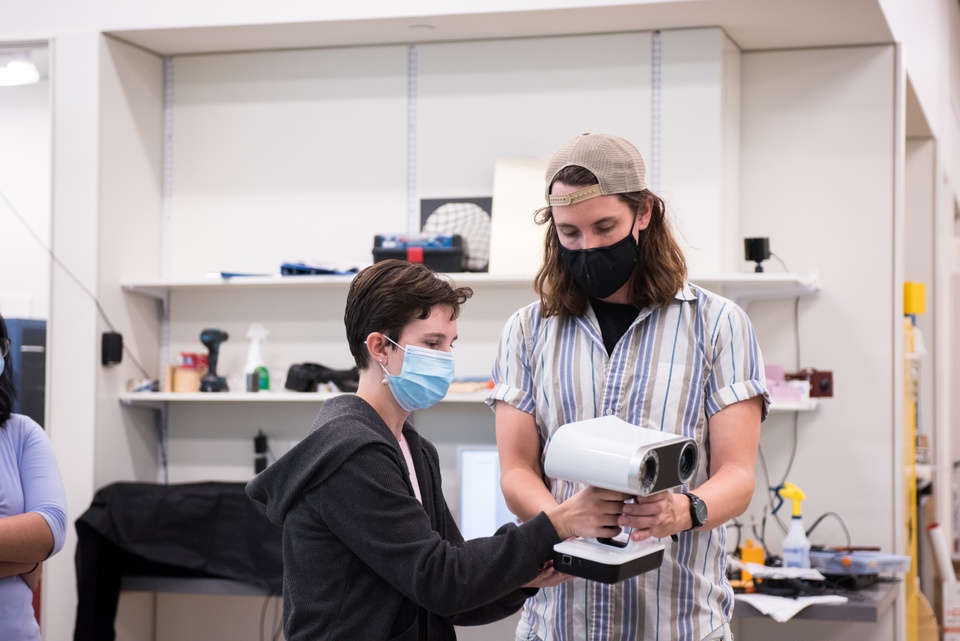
[246,394,559,641]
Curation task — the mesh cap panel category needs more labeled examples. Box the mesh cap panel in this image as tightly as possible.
[544,133,647,204]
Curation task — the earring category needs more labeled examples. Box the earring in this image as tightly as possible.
[381,377,389,386]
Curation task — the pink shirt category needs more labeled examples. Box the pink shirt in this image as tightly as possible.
[398,433,422,504]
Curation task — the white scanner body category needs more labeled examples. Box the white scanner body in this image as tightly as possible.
[543,416,699,583]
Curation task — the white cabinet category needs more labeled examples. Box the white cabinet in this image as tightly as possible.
[120,273,539,483]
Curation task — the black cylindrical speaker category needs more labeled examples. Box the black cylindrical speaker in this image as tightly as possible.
[101,331,123,366]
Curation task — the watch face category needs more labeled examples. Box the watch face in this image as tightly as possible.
[688,493,707,528]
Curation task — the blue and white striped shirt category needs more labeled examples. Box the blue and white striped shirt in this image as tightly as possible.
[488,283,769,641]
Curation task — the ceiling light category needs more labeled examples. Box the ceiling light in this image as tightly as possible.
[0,51,40,87]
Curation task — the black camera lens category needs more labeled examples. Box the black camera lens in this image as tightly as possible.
[678,442,698,482]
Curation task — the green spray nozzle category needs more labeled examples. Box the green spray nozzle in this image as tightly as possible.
[777,482,806,518]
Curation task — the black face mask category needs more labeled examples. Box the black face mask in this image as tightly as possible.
[558,224,640,299]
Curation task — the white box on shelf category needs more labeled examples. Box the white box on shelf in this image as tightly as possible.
[944,582,960,641]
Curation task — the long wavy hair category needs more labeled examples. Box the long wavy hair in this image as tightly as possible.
[533,165,687,317]
[0,314,15,426]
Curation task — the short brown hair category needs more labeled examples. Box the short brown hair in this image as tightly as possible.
[533,165,687,317]
[344,259,473,369]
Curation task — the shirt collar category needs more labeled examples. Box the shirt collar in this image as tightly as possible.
[675,282,697,302]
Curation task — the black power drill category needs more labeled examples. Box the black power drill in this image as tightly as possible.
[199,328,229,392]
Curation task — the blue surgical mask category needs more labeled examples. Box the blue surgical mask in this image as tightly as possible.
[380,338,455,412]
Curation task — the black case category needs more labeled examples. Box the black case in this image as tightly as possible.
[372,235,465,272]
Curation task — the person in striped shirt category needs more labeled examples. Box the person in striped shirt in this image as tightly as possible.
[488,133,770,641]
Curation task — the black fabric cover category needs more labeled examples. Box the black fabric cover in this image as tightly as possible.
[72,481,282,641]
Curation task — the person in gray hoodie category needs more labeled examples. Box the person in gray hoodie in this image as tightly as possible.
[247,259,629,641]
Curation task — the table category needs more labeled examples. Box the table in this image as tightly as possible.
[735,579,901,622]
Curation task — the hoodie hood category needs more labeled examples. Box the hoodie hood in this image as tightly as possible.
[246,394,405,525]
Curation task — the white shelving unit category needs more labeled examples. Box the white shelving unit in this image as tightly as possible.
[688,271,820,309]
[119,389,492,408]
[120,389,815,411]
[123,270,817,301]
[121,270,821,416]
[122,272,534,302]
[120,268,820,486]
[769,398,820,412]
[119,259,823,616]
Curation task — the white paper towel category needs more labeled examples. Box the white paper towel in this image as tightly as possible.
[928,522,957,584]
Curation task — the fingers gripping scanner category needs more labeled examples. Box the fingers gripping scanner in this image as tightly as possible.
[543,415,699,584]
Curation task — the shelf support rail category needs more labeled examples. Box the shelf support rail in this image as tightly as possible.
[155,401,169,484]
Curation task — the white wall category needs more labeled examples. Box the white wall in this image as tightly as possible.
[169,45,408,276]
[0,61,50,319]
[416,33,654,201]
[97,36,167,488]
[659,28,741,272]
[738,44,899,640]
[167,30,737,279]
[44,32,104,641]
[880,0,960,188]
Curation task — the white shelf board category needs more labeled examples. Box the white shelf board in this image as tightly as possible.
[121,390,810,411]
[124,271,815,304]
[122,272,536,300]
[688,271,820,307]
[769,398,820,412]
[120,391,336,404]
[123,274,355,300]
[120,390,492,407]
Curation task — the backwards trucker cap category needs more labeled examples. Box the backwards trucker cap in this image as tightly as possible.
[544,133,647,207]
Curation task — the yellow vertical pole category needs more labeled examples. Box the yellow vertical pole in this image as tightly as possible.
[903,281,926,641]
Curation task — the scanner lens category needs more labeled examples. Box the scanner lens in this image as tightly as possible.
[678,442,697,482]
[639,453,658,492]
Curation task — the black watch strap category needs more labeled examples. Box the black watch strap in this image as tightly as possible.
[684,492,708,530]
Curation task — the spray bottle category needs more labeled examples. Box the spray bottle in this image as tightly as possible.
[778,482,810,569]
[244,324,270,392]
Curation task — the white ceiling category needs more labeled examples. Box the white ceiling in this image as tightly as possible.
[108,0,894,56]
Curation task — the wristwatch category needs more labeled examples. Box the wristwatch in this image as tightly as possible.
[684,492,708,530]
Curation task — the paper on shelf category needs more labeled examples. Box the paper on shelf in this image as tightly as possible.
[728,556,826,581]
[736,593,848,622]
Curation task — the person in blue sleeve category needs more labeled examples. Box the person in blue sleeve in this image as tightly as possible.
[0,310,68,641]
